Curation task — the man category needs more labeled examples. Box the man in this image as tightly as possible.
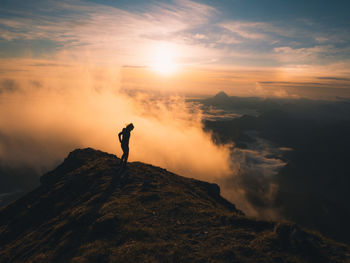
[118,123,134,166]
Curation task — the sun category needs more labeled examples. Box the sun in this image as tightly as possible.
[150,43,178,75]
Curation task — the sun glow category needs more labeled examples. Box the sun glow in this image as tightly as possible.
[150,43,178,75]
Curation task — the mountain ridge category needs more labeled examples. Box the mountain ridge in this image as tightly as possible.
[0,148,349,262]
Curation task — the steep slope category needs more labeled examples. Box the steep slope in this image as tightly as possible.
[0,148,349,263]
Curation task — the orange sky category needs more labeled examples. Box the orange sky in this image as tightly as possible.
[1,57,350,100]
[1,1,350,99]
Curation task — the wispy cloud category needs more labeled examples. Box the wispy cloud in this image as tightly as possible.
[0,79,19,94]
[273,45,334,64]
[219,22,271,40]
[0,0,350,96]
[317,76,350,82]
[0,0,218,65]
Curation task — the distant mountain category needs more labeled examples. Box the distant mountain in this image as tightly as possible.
[199,94,350,121]
[0,148,349,262]
[203,91,232,105]
[214,91,230,100]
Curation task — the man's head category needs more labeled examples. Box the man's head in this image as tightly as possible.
[127,123,134,131]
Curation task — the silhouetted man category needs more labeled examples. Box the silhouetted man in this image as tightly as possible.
[118,123,134,166]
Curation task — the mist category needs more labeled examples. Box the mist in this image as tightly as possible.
[0,67,240,200]
[219,139,286,220]
[2,66,295,220]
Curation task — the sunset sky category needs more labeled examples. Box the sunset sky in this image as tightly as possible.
[1,0,350,226]
[0,0,350,97]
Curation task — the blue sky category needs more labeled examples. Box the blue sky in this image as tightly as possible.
[1,0,349,65]
[0,0,350,97]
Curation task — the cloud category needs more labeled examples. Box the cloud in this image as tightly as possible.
[217,20,303,43]
[259,81,324,86]
[193,33,207,40]
[0,0,218,67]
[0,65,234,191]
[0,63,290,218]
[1,0,350,71]
[273,45,332,63]
[218,136,287,219]
[30,63,68,67]
[219,22,270,40]
[0,79,19,93]
[216,34,241,44]
[315,36,329,43]
[256,80,350,99]
[317,76,350,81]
[122,65,147,69]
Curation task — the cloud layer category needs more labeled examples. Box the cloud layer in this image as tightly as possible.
[0,66,233,185]
[0,66,290,219]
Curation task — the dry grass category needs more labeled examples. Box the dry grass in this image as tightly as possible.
[0,148,349,262]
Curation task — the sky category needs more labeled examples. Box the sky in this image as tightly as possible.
[0,0,350,97]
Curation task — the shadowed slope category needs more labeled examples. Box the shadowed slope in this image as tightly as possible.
[0,148,349,262]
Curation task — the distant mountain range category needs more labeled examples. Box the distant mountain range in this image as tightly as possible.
[198,92,350,244]
[199,91,350,122]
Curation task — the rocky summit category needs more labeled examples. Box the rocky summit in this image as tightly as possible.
[0,148,349,262]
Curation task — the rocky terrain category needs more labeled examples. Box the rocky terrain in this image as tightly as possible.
[0,148,349,262]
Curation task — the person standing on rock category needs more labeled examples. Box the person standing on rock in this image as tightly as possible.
[118,123,134,166]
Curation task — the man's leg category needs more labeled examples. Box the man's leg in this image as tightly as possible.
[123,147,129,164]
[120,153,125,164]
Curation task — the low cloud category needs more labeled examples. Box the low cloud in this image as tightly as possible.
[254,79,350,99]
[0,79,19,94]
[218,136,287,219]
[317,76,350,81]
[0,65,292,219]
[0,66,233,191]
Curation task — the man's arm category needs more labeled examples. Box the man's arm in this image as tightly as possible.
[118,131,123,143]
